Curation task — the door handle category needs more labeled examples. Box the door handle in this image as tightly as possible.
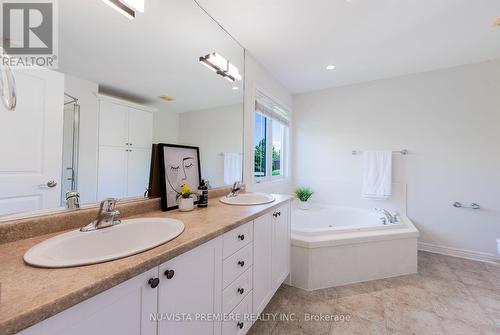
[46,180,57,188]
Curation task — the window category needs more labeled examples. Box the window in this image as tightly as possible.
[254,113,267,178]
[272,120,285,177]
[253,92,289,183]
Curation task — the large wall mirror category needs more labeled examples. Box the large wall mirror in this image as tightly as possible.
[0,0,244,220]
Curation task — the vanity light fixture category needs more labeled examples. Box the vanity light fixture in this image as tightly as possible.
[199,52,242,82]
[102,0,145,19]
[326,65,336,70]
[121,0,144,13]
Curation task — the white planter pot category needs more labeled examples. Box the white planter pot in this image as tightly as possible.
[178,197,194,212]
[298,200,310,210]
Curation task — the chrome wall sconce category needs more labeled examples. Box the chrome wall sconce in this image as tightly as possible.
[199,52,242,83]
[102,0,144,20]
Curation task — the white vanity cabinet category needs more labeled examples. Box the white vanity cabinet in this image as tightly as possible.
[157,237,223,335]
[17,201,292,335]
[17,267,159,335]
[271,204,291,291]
[97,98,154,200]
[253,203,291,315]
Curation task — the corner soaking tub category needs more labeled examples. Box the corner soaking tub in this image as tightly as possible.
[290,204,419,290]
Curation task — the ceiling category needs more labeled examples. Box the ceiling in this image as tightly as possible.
[196,0,500,93]
[59,0,244,112]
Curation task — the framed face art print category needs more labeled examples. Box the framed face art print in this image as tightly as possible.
[158,144,202,211]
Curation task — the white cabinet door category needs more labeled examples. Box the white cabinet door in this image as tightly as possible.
[0,68,64,215]
[18,268,159,335]
[272,204,291,292]
[128,108,153,149]
[127,148,151,198]
[99,101,129,147]
[252,214,273,316]
[97,146,127,200]
[158,238,223,335]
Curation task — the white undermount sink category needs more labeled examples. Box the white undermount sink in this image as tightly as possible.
[23,218,184,268]
[219,193,275,206]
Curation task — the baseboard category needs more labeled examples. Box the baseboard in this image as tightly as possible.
[418,242,500,264]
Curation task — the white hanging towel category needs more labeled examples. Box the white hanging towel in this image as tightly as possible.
[223,153,242,185]
[362,151,392,199]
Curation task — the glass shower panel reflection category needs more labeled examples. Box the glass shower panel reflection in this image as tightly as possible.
[61,96,80,206]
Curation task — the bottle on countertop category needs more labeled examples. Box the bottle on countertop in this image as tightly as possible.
[197,180,209,208]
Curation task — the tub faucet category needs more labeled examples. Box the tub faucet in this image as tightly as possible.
[227,181,242,198]
[80,198,121,232]
[375,208,399,224]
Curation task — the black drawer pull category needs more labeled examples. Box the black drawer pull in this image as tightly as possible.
[273,211,281,218]
[238,234,245,241]
[237,322,244,329]
[148,277,160,288]
[237,287,244,295]
[164,269,175,279]
[238,260,245,267]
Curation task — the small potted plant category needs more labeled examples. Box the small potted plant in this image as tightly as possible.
[176,183,198,212]
[294,187,314,210]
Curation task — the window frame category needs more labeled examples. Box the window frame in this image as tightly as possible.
[253,112,289,184]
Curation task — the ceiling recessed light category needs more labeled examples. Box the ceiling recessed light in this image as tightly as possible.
[326,65,336,70]
[493,17,500,27]
[232,86,239,90]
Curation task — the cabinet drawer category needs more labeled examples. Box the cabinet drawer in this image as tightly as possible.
[223,243,253,288]
[223,222,253,258]
[223,266,253,313]
[222,291,253,335]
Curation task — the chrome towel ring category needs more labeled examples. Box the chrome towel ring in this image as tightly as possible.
[0,49,17,111]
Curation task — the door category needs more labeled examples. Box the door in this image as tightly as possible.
[272,204,291,292]
[158,237,223,335]
[0,68,64,216]
[127,147,151,198]
[18,267,159,335]
[253,214,273,316]
[97,146,127,200]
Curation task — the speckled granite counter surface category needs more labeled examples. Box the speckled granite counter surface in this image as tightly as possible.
[0,194,292,335]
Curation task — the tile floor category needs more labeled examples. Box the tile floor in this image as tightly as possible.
[247,251,500,335]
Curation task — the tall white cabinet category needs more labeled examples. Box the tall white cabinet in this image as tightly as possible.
[97,97,154,200]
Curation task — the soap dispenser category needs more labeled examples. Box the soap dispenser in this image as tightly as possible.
[197,180,208,208]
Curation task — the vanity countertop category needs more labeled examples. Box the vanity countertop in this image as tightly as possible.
[0,194,292,335]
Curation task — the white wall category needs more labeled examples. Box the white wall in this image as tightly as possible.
[244,52,293,194]
[153,110,179,144]
[179,104,243,187]
[293,59,500,258]
[64,75,99,204]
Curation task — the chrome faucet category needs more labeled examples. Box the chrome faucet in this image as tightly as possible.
[227,181,242,198]
[80,198,121,232]
[375,208,399,224]
[66,191,80,209]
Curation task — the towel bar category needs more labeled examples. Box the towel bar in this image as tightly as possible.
[352,149,408,155]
